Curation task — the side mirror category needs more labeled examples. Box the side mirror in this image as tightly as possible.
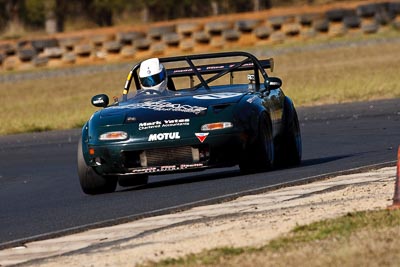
[264,77,282,91]
[91,94,109,108]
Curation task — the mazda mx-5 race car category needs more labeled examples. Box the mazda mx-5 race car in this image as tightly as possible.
[78,51,301,194]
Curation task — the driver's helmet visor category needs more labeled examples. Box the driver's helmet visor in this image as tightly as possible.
[140,69,166,88]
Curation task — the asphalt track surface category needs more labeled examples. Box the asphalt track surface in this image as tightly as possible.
[0,98,399,248]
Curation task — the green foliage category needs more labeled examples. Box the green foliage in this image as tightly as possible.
[0,0,8,31]
[152,247,249,266]
[0,0,282,31]
[267,209,400,250]
[0,0,369,32]
[23,0,45,28]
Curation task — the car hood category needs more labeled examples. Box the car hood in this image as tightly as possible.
[97,91,246,125]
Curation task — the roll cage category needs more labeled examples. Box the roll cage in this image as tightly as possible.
[122,51,274,101]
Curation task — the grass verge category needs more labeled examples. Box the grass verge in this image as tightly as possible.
[142,209,400,267]
[0,30,399,135]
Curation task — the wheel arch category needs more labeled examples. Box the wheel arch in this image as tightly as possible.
[79,122,91,166]
[281,96,296,124]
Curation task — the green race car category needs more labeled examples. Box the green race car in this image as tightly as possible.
[78,51,301,194]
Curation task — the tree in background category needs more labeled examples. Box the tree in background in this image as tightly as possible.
[3,0,24,36]
[90,0,125,26]
[0,0,322,37]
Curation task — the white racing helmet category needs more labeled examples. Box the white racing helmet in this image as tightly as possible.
[139,58,167,91]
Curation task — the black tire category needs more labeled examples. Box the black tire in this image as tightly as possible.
[116,31,145,45]
[375,11,392,26]
[356,3,380,18]
[162,32,181,46]
[240,113,274,173]
[74,44,92,57]
[275,99,302,167]
[314,19,330,32]
[89,34,114,46]
[283,23,301,36]
[267,15,290,30]
[235,19,261,33]
[343,16,361,29]
[361,22,379,34]
[204,21,231,35]
[148,25,175,40]
[133,38,151,50]
[222,29,241,41]
[77,137,117,195]
[254,26,272,39]
[118,175,149,187]
[31,38,59,52]
[18,48,36,61]
[326,8,349,22]
[388,2,400,15]
[104,41,122,53]
[297,13,320,26]
[58,36,82,50]
[193,31,211,44]
[32,56,49,67]
[176,22,201,35]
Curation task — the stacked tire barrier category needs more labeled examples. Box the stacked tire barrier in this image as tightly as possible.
[0,0,399,72]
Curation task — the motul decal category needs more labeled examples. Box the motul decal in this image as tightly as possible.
[148,132,180,141]
[195,133,209,143]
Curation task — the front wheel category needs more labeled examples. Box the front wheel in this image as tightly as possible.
[275,100,302,167]
[77,137,117,195]
[240,113,274,173]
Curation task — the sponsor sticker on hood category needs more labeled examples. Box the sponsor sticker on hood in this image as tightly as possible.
[148,132,181,141]
[108,100,207,115]
[139,119,190,130]
[193,92,243,100]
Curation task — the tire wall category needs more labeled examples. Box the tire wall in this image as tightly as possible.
[0,0,399,71]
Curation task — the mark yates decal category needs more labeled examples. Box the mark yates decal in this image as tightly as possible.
[148,132,180,141]
[139,119,190,130]
[195,132,209,143]
[111,100,207,115]
[193,92,242,100]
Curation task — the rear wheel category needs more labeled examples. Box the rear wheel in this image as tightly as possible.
[275,99,302,167]
[240,113,274,173]
[77,137,117,195]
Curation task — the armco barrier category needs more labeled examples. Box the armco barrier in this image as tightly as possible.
[0,0,399,72]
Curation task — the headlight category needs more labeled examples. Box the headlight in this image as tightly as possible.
[99,131,128,140]
[201,122,233,131]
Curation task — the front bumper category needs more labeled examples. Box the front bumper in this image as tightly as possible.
[85,133,245,176]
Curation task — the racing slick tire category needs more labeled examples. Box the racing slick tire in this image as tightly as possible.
[240,113,274,173]
[275,98,302,167]
[77,137,117,195]
[118,175,149,187]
